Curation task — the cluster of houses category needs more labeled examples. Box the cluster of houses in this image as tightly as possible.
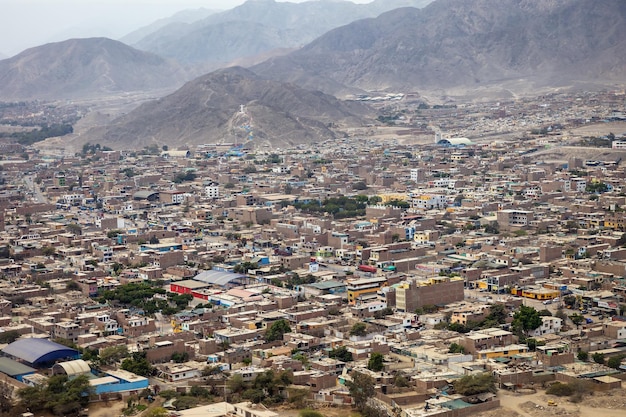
[0,91,624,415]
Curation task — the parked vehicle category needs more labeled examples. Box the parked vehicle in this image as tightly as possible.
[358,265,377,273]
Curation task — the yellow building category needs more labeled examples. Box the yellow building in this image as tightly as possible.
[604,216,625,231]
[346,277,387,305]
[379,193,409,204]
[517,287,560,300]
[476,344,529,360]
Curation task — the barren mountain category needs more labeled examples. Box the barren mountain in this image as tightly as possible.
[80,67,372,150]
[131,0,432,67]
[0,38,189,101]
[120,8,220,46]
[252,0,626,96]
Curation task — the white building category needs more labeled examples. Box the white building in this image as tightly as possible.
[564,177,587,192]
[410,168,423,182]
[205,182,220,199]
[411,193,447,210]
[612,140,626,149]
[530,316,562,337]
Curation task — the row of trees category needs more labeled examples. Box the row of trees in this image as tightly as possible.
[97,281,193,315]
[1,123,74,146]
[293,195,371,219]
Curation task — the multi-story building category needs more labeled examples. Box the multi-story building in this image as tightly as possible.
[160,190,187,205]
[530,316,562,337]
[611,140,626,149]
[205,182,219,199]
[497,209,534,228]
[410,193,447,210]
[346,277,387,305]
[395,277,464,312]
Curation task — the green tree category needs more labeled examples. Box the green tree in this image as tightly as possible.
[121,351,154,376]
[586,181,609,193]
[0,381,13,414]
[555,308,568,322]
[350,322,367,337]
[592,352,605,365]
[512,305,542,337]
[546,382,574,396]
[18,374,93,416]
[453,373,496,396]
[66,223,82,235]
[329,346,353,362]
[486,304,507,324]
[265,319,291,342]
[66,281,80,291]
[570,313,585,329]
[577,350,588,361]
[42,246,56,256]
[353,181,368,190]
[394,373,410,388]
[607,354,625,369]
[292,352,309,366]
[448,343,465,354]
[171,351,189,363]
[563,295,577,308]
[368,196,382,205]
[367,352,384,372]
[173,170,197,183]
[0,330,20,344]
[227,374,246,395]
[346,371,375,411]
[484,222,500,234]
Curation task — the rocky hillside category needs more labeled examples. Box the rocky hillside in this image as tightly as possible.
[252,0,626,96]
[0,38,189,101]
[80,67,373,150]
[131,0,432,66]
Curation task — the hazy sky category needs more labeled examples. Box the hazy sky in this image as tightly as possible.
[0,0,372,57]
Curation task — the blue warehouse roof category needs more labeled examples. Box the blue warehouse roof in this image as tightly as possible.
[2,338,79,366]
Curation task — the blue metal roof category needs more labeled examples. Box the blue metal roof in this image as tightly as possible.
[2,338,79,365]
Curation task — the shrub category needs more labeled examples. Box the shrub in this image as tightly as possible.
[546,382,574,396]
[299,410,324,417]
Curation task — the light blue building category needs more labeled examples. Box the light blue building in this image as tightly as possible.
[91,369,149,395]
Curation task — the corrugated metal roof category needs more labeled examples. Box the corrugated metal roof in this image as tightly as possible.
[309,280,346,290]
[0,357,36,376]
[193,270,246,287]
[2,338,79,364]
[133,190,159,200]
[55,359,91,376]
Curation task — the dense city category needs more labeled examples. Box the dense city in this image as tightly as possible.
[0,89,625,417]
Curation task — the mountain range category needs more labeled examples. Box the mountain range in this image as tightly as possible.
[77,67,372,150]
[3,0,626,150]
[253,0,626,96]
[0,38,188,101]
[120,8,221,46]
[129,0,433,67]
